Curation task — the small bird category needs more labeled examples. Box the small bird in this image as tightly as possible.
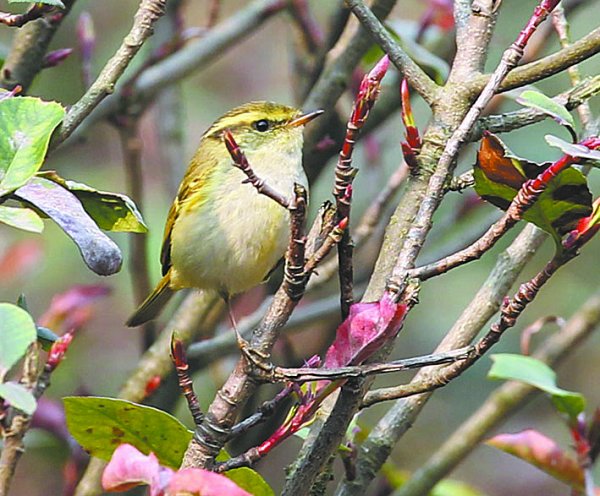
[127,101,322,327]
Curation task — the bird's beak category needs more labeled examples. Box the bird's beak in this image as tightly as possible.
[288,109,324,128]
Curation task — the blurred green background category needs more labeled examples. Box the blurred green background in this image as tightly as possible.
[1,0,600,494]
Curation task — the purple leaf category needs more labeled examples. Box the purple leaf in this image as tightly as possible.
[324,291,407,368]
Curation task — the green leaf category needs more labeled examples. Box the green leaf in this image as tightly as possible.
[216,451,274,496]
[0,97,64,196]
[488,354,586,420]
[8,0,65,6]
[64,397,192,469]
[0,205,43,232]
[474,133,592,244]
[0,382,37,415]
[14,177,122,275]
[545,135,600,162]
[39,171,147,233]
[0,303,36,374]
[516,90,575,131]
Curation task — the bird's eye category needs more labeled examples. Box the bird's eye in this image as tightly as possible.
[253,119,270,132]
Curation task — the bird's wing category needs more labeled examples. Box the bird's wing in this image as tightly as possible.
[160,199,178,276]
[159,139,220,276]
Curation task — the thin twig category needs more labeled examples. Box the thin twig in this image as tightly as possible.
[263,347,473,383]
[228,385,296,438]
[0,4,54,28]
[171,336,204,427]
[223,130,291,209]
[412,137,600,281]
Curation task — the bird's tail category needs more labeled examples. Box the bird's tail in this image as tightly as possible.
[126,271,174,327]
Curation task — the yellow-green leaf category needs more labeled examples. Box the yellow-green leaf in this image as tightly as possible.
[0,205,44,232]
[64,396,192,469]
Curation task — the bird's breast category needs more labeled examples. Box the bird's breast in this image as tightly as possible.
[169,146,307,295]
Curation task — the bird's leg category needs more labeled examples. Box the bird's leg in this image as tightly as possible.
[221,292,247,349]
[221,292,272,370]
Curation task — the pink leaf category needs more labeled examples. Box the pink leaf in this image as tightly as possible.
[487,429,584,489]
[324,291,407,369]
[167,468,252,496]
[102,444,172,496]
[38,284,110,332]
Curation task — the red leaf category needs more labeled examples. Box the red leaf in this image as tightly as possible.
[102,444,172,496]
[323,291,407,368]
[487,429,584,489]
[168,468,252,496]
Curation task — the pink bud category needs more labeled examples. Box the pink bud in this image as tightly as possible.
[47,332,74,370]
[368,54,390,82]
[42,48,73,68]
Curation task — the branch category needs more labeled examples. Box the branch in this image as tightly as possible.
[332,55,390,317]
[265,347,473,383]
[0,0,76,92]
[344,0,440,106]
[65,0,287,141]
[51,0,168,148]
[0,4,54,28]
[394,289,600,496]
